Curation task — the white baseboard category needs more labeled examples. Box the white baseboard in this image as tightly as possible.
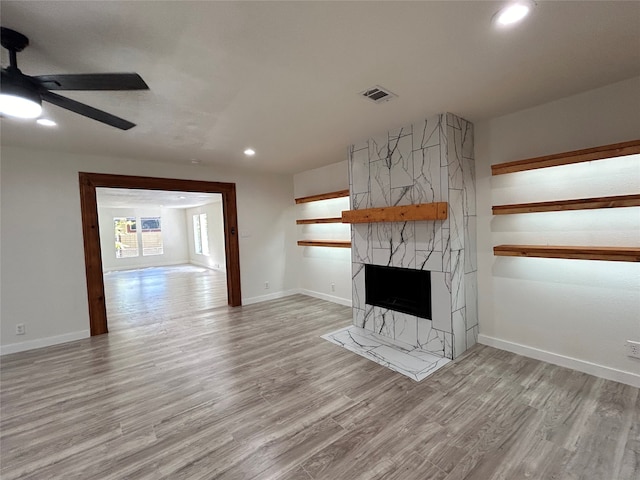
[103,260,189,273]
[1,330,90,356]
[188,259,225,272]
[478,334,640,388]
[242,289,299,305]
[298,289,352,307]
[242,289,352,307]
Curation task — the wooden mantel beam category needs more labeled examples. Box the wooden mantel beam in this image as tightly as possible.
[341,202,448,224]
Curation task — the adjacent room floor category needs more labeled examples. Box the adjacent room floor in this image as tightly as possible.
[103,264,229,332]
[0,266,637,479]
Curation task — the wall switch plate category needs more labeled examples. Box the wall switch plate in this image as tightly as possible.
[331,283,336,292]
[264,281,269,290]
[626,340,640,359]
[15,324,25,335]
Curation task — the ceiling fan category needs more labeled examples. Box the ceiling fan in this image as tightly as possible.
[1,27,149,130]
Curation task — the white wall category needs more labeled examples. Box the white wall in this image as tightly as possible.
[99,206,189,271]
[0,147,295,353]
[185,200,226,271]
[475,76,640,386]
[293,160,352,306]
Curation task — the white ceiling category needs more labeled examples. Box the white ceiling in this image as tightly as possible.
[96,188,221,209]
[1,1,639,174]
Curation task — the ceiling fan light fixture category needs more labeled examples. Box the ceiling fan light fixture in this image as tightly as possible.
[493,1,534,27]
[0,84,42,119]
[1,27,149,130]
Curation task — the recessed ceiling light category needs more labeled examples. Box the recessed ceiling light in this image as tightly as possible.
[178,196,186,199]
[244,148,256,156]
[36,118,57,127]
[493,1,534,27]
[190,159,201,165]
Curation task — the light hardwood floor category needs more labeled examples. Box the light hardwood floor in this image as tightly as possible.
[1,265,638,479]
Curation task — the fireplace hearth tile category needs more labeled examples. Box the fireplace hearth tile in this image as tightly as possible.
[322,326,451,382]
[324,326,386,352]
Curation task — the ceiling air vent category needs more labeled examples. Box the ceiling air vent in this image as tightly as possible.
[360,85,397,104]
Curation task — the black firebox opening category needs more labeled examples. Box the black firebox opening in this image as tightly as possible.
[365,264,431,319]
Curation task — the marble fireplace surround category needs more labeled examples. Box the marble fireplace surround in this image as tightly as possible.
[348,113,478,360]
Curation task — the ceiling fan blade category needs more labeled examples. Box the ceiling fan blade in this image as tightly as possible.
[33,73,149,91]
[41,91,136,130]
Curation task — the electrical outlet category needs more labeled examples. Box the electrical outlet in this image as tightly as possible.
[15,324,25,335]
[627,340,640,359]
[331,283,336,292]
[264,281,269,290]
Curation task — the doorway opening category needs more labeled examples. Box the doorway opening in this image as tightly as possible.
[79,173,242,336]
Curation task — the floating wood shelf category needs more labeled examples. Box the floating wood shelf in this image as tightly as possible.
[297,240,351,248]
[295,189,350,204]
[491,139,640,176]
[342,202,448,224]
[296,217,343,224]
[493,194,640,215]
[295,190,350,247]
[494,245,640,262]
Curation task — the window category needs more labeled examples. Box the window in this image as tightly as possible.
[193,213,210,255]
[141,217,163,256]
[114,217,138,258]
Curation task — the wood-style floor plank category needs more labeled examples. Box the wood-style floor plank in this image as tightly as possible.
[1,265,638,480]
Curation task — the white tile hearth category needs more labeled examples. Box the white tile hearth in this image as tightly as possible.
[322,325,451,382]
